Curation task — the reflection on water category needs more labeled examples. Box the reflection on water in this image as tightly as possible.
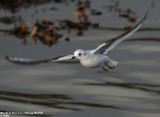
[85,82,160,94]
[0,90,123,113]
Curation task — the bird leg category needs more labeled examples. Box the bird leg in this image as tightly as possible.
[102,67,108,72]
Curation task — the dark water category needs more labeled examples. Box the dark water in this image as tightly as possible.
[0,0,160,117]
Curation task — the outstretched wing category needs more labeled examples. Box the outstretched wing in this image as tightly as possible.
[50,54,74,61]
[91,11,148,55]
[5,54,77,65]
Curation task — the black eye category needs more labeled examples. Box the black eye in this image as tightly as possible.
[78,53,81,56]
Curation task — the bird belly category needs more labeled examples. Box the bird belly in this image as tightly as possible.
[80,60,100,68]
[80,55,108,68]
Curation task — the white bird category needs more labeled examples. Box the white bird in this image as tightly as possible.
[6,12,147,71]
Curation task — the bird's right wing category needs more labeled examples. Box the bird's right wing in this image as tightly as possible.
[51,54,75,61]
[5,54,78,65]
[91,11,148,55]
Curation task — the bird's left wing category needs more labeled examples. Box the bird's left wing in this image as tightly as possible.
[91,11,147,55]
[5,54,76,65]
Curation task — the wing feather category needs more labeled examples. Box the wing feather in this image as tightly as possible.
[91,11,148,55]
[5,54,75,65]
[51,54,74,61]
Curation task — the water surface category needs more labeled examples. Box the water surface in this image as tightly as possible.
[0,0,160,117]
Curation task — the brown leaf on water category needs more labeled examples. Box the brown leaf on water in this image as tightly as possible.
[18,24,29,34]
[54,33,62,41]
[30,26,38,37]
[92,23,99,28]
[124,26,133,31]
[44,34,52,41]
[8,23,30,38]
[42,19,53,25]
[128,16,136,22]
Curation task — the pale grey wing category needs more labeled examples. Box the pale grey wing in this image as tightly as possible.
[85,50,93,54]
[91,12,147,55]
[51,54,74,61]
[5,54,76,65]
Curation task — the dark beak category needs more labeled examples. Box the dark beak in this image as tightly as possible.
[71,56,75,60]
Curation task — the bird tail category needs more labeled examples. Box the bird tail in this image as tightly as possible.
[107,60,119,68]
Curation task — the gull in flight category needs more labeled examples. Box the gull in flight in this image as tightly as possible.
[6,12,147,71]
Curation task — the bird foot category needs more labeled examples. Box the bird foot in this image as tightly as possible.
[106,64,115,69]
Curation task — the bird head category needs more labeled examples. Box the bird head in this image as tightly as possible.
[72,49,86,60]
